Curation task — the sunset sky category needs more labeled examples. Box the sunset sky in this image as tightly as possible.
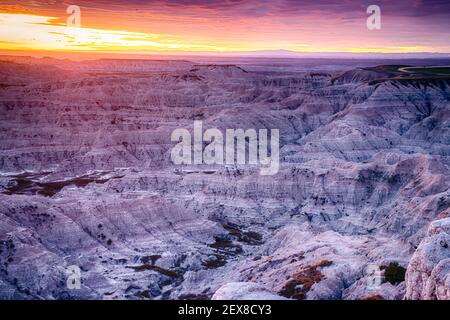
[0,0,449,57]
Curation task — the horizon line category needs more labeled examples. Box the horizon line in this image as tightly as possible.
[1,49,449,62]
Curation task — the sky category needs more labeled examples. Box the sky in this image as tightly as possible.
[0,0,449,57]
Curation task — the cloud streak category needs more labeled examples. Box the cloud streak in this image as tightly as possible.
[0,0,449,54]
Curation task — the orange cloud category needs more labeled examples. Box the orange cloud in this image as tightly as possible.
[0,13,228,52]
[0,2,449,56]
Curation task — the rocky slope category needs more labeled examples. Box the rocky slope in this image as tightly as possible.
[0,57,449,300]
[405,217,450,300]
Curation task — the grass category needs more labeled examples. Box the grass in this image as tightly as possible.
[278,260,332,300]
[126,264,180,278]
[208,236,243,254]
[3,172,120,197]
[222,223,264,245]
[202,256,227,269]
[398,66,450,76]
[363,65,411,75]
[353,65,450,85]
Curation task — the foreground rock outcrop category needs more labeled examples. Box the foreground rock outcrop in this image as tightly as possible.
[405,218,450,300]
[212,282,287,300]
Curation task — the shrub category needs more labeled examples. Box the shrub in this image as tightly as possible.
[279,260,332,299]
[383,262,406,285]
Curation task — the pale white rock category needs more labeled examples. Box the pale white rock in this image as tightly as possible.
[405,218,450,300]
[212,282,287,300]
[343,279,406,300]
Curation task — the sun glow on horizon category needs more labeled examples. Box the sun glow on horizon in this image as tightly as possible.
[0,13,229,52]
[0,11,448,55]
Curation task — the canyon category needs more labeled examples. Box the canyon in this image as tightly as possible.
[0,56,449,300]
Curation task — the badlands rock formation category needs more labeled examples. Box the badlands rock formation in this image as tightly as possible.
[0,57,449,299]
[405,218,450,300]
[211,282,287,300]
